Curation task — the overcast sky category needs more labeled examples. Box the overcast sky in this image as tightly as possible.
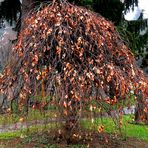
[125,0,148,20]
[0,0,4,3]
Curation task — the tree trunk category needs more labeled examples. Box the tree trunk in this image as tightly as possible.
[22,0,34,16]
[64,101,81,145]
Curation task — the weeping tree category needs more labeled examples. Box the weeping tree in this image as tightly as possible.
[0,0,148,143]
[0,0,147,130]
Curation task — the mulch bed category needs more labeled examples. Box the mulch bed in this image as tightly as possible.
[0,131,147,148]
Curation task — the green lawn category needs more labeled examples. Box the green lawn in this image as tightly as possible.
[0,122,60,140]
[81,115,148,141]
[0,115,147,141]
[0,109,58,125]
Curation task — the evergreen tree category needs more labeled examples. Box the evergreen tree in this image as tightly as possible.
[0,0,140,26]
[118,12,148,58]
[0,0,21,25]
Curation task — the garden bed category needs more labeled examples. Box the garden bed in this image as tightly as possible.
[0,131,147,148]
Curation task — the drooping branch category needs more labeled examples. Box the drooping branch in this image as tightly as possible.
[0,0,148,127]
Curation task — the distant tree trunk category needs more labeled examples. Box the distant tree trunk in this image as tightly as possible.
[134,98,144,123]
[134,91,148,124]
[22,0,34,16]
[15,0,34,31]
[19,0,34,29]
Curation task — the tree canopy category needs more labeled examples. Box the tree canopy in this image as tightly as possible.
[0,0,148,124]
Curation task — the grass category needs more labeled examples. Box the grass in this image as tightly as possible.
[0,115,147,148]
[81,115,148,141]
[0,94,136,125]
[0,122,61,140]
[121,116,148,141]
[0,108,59,125]
[0,114,147,142]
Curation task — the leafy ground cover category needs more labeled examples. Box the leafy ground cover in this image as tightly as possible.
[0,130,147,148]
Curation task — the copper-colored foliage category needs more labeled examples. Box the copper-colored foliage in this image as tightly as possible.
[0,1,147,121]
